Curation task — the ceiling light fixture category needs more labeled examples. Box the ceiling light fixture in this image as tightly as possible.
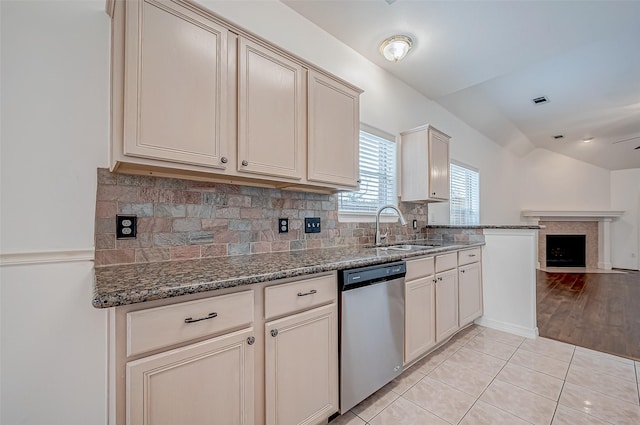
[379,35,413,62]
[583,138,593,143]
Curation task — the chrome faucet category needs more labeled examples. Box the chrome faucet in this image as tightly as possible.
[375,205,408,246]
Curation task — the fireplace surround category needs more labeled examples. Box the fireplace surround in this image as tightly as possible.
[521,210,624,270]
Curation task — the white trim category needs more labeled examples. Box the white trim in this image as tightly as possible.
[0,249,95,267]
[474,317,539,339]
[521,210,624,221]
[450,158,479,173]
[338,211,400,223]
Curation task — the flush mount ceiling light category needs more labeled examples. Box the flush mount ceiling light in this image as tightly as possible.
[583,137,594,143]
[379,35,413,62]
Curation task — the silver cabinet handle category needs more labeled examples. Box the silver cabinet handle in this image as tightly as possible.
[242,160,249,166]
[297,289,317,297]
[247,336,255,345]
[468,254,476,257]
[438,277,443,281]
[184,312,217,324]
[220,156,228,164]
[461,269,466,273]
[271,329,278,337]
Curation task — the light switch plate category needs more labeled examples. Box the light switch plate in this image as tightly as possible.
[304,217,321,233]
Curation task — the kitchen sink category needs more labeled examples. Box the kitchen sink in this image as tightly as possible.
[373,244,435,251]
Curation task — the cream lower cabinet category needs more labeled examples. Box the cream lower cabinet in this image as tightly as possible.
[404,256,436,365]
[458,261,483,327]
[263,273,338,425]
[264,304,338,425]
[435,268,459,342]
[127,328,255,425]
[404,276,436,364]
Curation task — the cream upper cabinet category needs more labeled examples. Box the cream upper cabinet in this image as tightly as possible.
[307,70,361,188]
[110,0,362,191]
[121,0,229,169]
[237,37,305,181]
[265,303,338,425]
[127,328,254,425]
[459,260,483,327]
[401,125,451,202]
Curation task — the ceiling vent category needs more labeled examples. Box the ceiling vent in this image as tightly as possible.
[532,96,550,105]
[552,135,564,140]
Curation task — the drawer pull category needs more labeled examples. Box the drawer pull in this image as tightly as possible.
[247,336,255,345]
[184,312,218,324]
[297,289,317,297]
[271,329,278,337]
[468,254,476,257]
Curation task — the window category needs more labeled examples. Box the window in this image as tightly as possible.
[450,161,480,224]
[339,128,397,218]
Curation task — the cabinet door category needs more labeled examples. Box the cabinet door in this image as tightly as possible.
[127,328,254,425]
[405,276,436,364]
[428,129,450,200]
[307,70,360,187]
[459,262,483,327]
[123,0,228,169]
[238,37,305,180]
[435,269,459,342]
[265,303,338,425]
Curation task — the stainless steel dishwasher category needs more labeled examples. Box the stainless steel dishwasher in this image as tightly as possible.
[339,261,406,413]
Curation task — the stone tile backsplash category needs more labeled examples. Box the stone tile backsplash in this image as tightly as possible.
[94,169,429,266]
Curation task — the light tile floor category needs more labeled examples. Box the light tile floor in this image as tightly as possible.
[331,325,640,425]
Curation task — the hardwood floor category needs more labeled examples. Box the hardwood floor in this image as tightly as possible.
[537,269,640,361]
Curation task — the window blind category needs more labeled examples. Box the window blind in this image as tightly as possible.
[339,130,397,213]
[450,162,480,225]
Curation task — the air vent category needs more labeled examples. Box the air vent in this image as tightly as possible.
[532,96,549,105]
[553,135,564,140]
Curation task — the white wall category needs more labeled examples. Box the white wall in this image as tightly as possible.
[518,149,612,211]
[611,169,640,270]
[1,1,110,424]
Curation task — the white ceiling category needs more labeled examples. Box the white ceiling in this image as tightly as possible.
[283,0,640,170]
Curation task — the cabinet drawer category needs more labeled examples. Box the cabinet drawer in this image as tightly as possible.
[265,273,336,320]
[405,256,435,281]
[435,253,458,273]
[458,248,481,266]
[127,290,254,357]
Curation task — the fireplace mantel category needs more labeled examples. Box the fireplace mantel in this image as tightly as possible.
[521,210,624,270]
[521,210,624,222]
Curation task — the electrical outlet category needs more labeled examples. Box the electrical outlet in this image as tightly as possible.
[412,219,418,229]
[116,215,137,239]
[278,218,289,233]
[304,217,321,233]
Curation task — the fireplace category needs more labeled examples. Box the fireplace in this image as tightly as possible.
[546,235,586,267]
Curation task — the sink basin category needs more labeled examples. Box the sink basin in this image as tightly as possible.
[373,244,435,251]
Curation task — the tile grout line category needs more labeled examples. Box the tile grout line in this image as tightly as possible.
[456,330,537,424]
[549,345,575,425]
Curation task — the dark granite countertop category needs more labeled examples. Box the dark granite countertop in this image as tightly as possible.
[426,224,541,229]
[93,241,484,308]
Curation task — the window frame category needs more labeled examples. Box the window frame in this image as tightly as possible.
[338,124,399,223]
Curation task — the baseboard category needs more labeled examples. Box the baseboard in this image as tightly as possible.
[597,261,612,270]
[474,317,539,339]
